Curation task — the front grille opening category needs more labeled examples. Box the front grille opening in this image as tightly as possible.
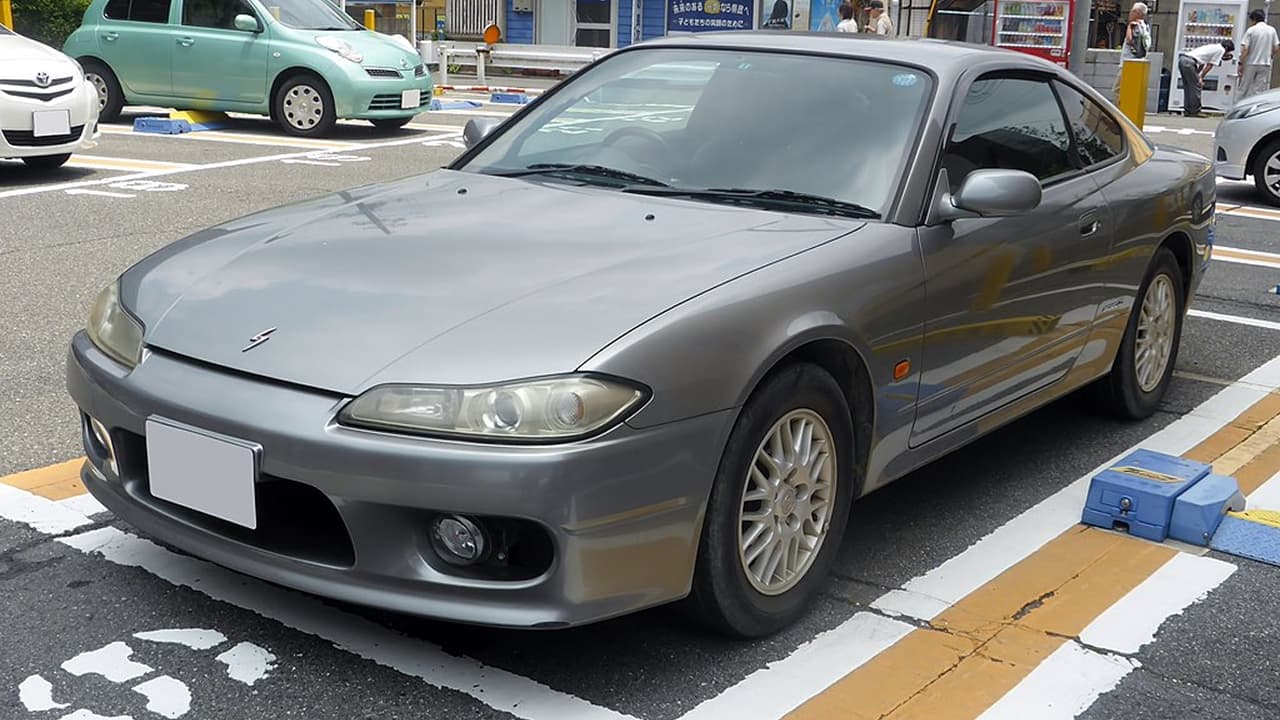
[420,514,554,582]
[368,93,430,111]
[118,430,355,568]
[365,67,403,79]
[4,125,84,147]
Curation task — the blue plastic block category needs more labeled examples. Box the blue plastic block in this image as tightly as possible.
[1209,516,1280,567]
[490,92,529,104]
[133,117,191,134]
[1168,474,1246,546]
[1081,449,1212,541]
[429,99,481,111]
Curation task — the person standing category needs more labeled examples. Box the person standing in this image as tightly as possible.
[866,0,894,35]
[837,3,859,33]
[1112,3,1152,98]
[1239,10,1280,100]
[1178,39,1235,117]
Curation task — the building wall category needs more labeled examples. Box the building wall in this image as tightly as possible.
[505,0,535,44]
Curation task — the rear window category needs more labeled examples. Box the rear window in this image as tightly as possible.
[105,0,173,22]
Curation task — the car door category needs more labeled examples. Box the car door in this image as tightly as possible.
[99,0,175,98]
[910,71,1116,447]
[171,0,269,104]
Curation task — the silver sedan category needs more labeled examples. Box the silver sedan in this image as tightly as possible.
[67,33,1215,637]
[1214,86,1280,205]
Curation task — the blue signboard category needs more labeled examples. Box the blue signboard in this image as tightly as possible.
[667,0,754,33]
[809,0,842,31]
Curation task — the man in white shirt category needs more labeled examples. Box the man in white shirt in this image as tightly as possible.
[1178,39,1235,116]
[836,2,858,32]
[1239,10,1280,99]
[866,0,894,36]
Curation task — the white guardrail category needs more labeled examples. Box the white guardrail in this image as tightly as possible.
[423,41,610,87]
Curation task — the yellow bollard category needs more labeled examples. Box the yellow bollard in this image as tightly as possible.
[1,0,13,30]
[364,9,376,30]
[1116,58,1150,130]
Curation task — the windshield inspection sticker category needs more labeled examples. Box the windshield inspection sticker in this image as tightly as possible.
[892,73,920,88]
[16,628,276,720]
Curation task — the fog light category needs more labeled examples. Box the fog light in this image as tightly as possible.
[89,416,118,476]
[431,515,487,565]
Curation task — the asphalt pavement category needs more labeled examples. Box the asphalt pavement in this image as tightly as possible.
[1,94,1279,720]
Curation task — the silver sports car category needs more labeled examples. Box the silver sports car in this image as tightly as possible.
[67,33,1216,637]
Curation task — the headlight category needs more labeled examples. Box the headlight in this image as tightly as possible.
[316,36,363,63]
[87,281,143,369]
[1225,101,1280,120]
[337,375,647,441]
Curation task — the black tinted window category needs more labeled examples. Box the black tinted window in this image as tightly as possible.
[943,76,1074,192]
[105,0,172,22]
[182,0,255,28]
[1054,81,1125,167]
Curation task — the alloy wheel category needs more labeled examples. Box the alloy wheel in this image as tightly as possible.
[1135,273,1176,393]
[737,409,837,596]
[1264,150,1280,201]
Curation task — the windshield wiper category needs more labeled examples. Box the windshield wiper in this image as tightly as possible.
[623,186,880,220]
[491,164,669,187]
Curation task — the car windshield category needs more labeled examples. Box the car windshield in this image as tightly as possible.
[256,0,360,29]
[460,48,935,218]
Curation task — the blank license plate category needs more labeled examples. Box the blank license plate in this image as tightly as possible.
[146,418,258,529]
[32,109,71,138]
[400,89,421,109]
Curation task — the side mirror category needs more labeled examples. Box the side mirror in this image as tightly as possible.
[463,117,501,149]
[234,14,262,32]
[939,169,1042,221]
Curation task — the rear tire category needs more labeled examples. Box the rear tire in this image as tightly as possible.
[1251,138,1280,207]
[370,117,412,131]
[22,154,71,171]
[81,59,124,123]
[1092,247,1185,419]
[274,73,337,137]
[683,362,854,638]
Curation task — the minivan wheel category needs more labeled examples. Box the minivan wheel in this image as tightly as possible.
[81,59,123,123]
[1092,247,1185,420]
[683,362,854,638]
[274,73,336,137]
[1251,138,1280,207]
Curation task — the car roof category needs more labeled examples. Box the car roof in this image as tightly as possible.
[634,31,1061,79]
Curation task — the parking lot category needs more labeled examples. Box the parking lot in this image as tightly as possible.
[3,88,1280,720]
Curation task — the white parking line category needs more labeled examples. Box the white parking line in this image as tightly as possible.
[66,155,196,173]
[0,487,637,720]
[1188,309,1280,332]
[1211,244,1280,269]
[675,351,1280,720]
[0,131,462,201]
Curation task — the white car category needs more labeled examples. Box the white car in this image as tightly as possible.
[1214,87,1280,206]
[1,24,100,170]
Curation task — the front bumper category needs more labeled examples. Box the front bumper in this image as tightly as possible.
[1213,116,1260,180]
[0,79,100,158]
[338,69,434,119]
[67,332,731,628]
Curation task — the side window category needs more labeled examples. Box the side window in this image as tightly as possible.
[942,76,1075,193]
[104,0,131,19]
[183,0,255,28]
[106,0,172,22]
[1053,81,1125,168]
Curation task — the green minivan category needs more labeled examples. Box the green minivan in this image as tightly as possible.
[64,0,433,136]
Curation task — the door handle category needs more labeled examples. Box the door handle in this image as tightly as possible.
[1079,215,1100,237]
[102,32,118,41]
[177,37,195,47]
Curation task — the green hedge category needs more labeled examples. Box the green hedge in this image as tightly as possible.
[12,0,92,49]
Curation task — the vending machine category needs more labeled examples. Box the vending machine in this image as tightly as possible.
[1169,0,1249,112]
[990,0,1073,68]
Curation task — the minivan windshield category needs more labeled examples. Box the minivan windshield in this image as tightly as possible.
[258,0,360,30]
[460,48,935,218]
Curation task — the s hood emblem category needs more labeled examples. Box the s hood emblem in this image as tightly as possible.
[34,72,51,88]
[242,327,277,352]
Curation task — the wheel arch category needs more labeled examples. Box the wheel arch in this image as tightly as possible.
[268,66,330,119]
[1245,129,1280,180]
[1158,230,1195,301]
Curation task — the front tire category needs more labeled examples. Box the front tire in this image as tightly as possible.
[274,73,337,137]
[1093,247,1185,419]
[22,154,71,171]
[684,363,854,638]
[1251,138,1280,207]
[81,59,124,123]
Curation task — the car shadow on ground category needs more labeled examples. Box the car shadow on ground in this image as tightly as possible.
[0,162,96,187]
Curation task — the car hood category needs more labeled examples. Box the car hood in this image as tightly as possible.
[128,170,859,395]
[313,28,422,69]
[0,34,78,68]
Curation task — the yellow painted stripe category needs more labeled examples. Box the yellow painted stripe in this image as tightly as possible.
[67,155,194,172]
[0,458,86,500]
[789,388,1280,719]
[1221,206,1280,222]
